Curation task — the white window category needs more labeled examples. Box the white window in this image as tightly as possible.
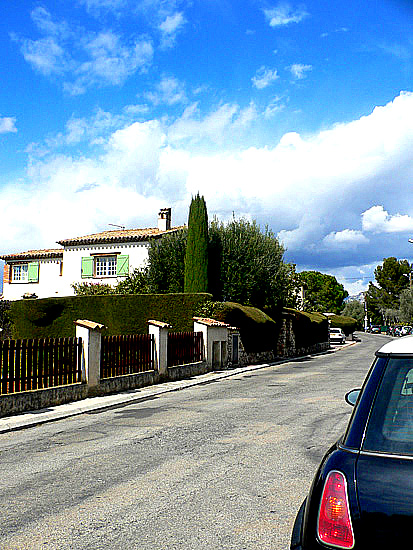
[81,254,129,278]
[95,256,117,277]
[12,264,28,282]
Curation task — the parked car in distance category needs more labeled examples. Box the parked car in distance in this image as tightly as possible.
[290,335,413,549]
[329,327,346,345]
[370,324,381,333]
[401,325,412,336]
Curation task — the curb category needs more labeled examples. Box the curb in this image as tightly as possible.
[0,342,354,434]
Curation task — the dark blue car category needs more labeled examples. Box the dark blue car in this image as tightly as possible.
[291,336,413,549]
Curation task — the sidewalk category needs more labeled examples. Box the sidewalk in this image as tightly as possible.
[0,342,354,434]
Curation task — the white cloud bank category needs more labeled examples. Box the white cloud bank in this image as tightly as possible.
[1,91,413,292]
[362,205,413,234]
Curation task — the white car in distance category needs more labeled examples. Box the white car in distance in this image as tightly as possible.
[329,327,346,345]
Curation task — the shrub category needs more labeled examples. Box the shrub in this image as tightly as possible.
[72,282,114,295]
[205,301,279,353]
[284,308,329,349]
[329,315,358,336]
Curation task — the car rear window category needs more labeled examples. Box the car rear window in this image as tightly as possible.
[363,357,413,456]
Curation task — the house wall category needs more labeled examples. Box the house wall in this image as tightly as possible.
[3,258,64,301]
[2,241,150,300]
[61,240,150,296]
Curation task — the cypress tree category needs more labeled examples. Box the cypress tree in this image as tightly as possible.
[184,194,209,292]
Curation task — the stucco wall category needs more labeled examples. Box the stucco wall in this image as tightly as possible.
[3,258,64,301]
[60,241,150,296]
[3,241,150,300]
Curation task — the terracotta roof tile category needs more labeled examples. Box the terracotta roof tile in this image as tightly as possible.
[0,249,63,261]
[57,225,185,246]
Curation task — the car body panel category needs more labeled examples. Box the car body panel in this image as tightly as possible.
[356,453,413,547]
[291,337,413,549]
[296,446,359,549]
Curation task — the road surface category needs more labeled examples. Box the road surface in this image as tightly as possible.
[0,332,389,549]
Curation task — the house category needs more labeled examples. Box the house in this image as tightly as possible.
[1,208,183,301]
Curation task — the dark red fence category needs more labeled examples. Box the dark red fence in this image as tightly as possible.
[0,337,83,395]
[167,332,203,367]
[101,334,155,378]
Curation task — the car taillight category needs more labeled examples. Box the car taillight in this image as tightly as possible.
[317,470,354,549]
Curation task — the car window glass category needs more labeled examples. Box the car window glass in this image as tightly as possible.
[363,358,413,455]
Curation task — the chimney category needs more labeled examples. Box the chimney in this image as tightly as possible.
[158,208,171,231]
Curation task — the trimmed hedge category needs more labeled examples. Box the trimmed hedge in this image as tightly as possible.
[329,315,358,336]
[284,308,329,349]
[200,302,329,354]
[211,301,279,353]
[9,293,213,339]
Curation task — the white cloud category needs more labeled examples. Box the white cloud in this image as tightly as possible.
[159,12,186,48]
[264,97,285,118]
[19,36,68,76]
[0,117,17,134]
[323,229,369,249]
[289,63,312,79]
[15,8,154,94]
[67,32,153,94]
[264,4,309,27]
[252,66,279,89]
[1,92,413,291]
[145,76,187,106]
[167,102,258,144]
[78,0,127,15]
[362,205,413,233]
[31,6,71,38]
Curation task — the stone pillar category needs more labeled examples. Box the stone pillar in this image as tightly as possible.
[148,320,171,376]
[74,319,106,392]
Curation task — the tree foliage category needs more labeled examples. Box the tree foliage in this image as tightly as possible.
[399,288,413,324]
[365,257,411,324]
[184,194,209,293]
[341,300,365,327]
[209,218,295,311]
[115,266,150,294]
[298,271,348,314]
[147,229,188,293]
[145,216,295,310]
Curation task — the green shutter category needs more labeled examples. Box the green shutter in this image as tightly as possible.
[116,255,129,276]
[28,262,39,283]
[81,257,94,278]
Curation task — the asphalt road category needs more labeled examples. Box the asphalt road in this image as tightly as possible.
[0,332,390,550]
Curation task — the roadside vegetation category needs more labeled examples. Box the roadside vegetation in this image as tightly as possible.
[365,257,413,325]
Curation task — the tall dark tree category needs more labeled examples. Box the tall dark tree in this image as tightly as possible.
[184,194,209,293]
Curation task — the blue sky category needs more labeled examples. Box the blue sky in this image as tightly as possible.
[1,0,413,295]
